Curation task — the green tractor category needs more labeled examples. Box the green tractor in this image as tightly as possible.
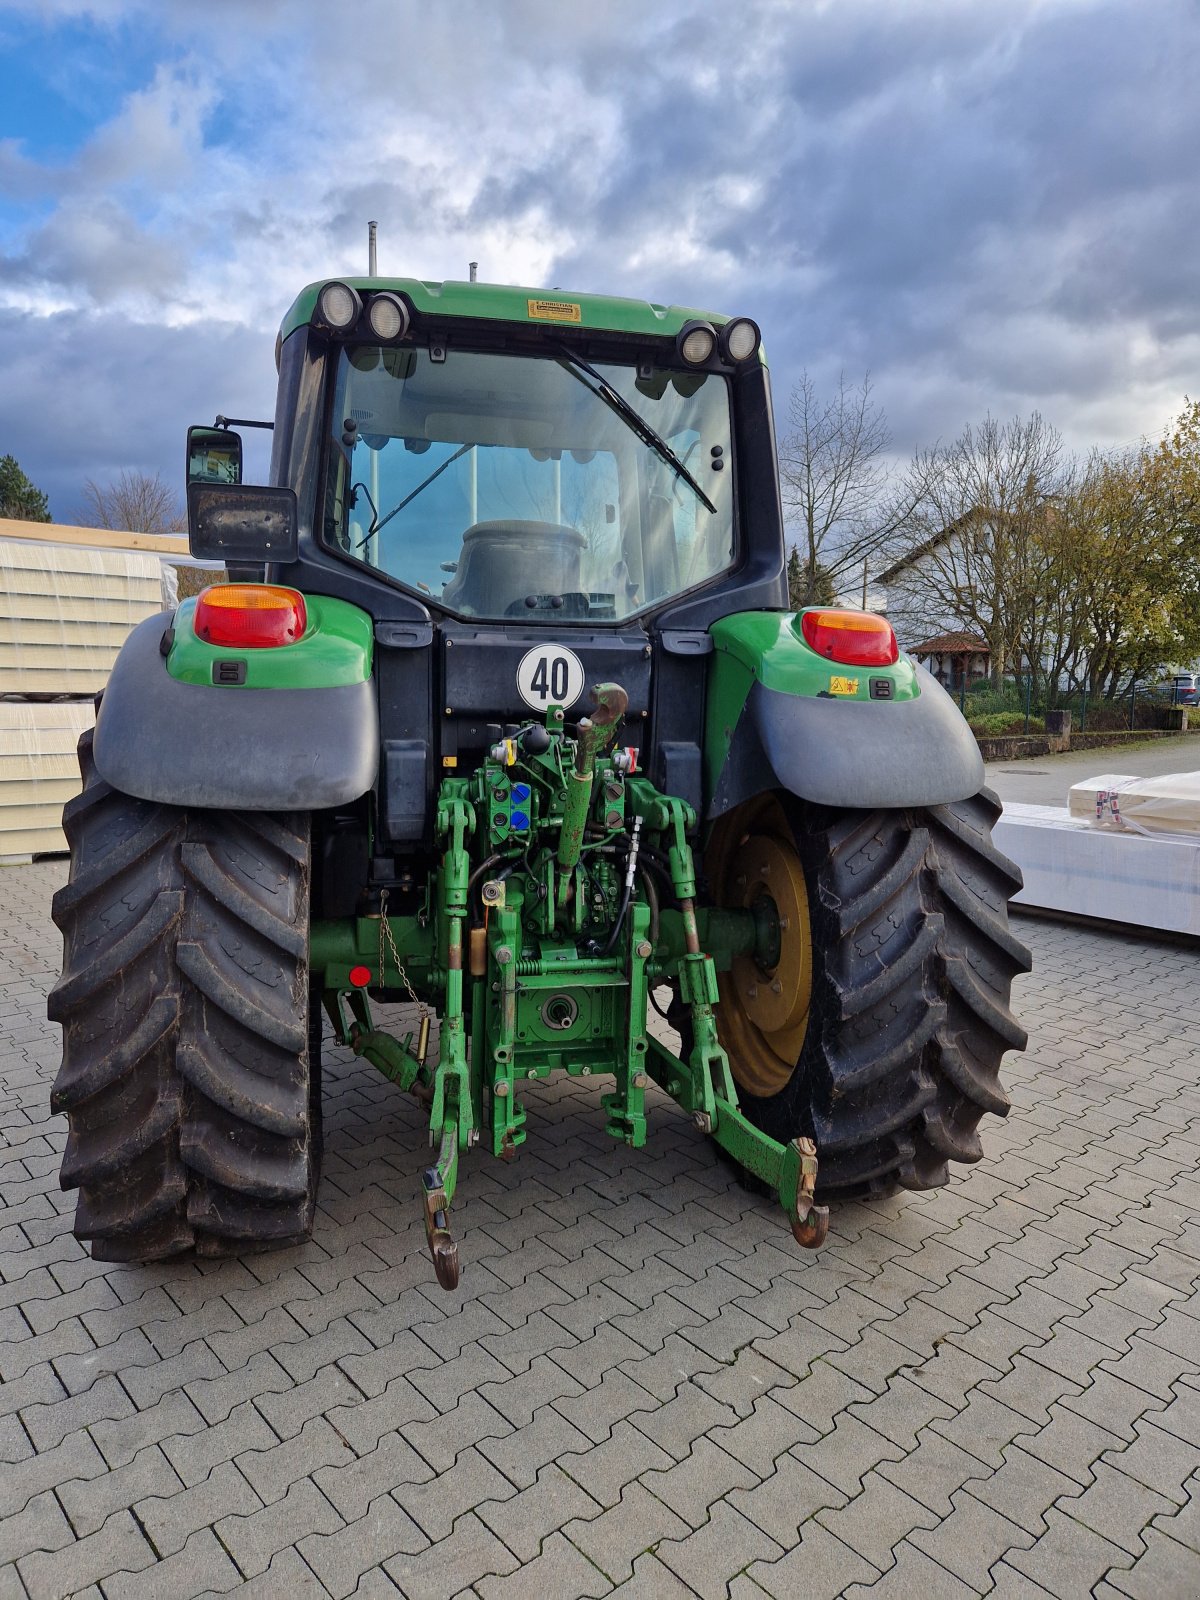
[49,275,1029,1288]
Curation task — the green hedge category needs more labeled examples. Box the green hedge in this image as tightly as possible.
[968,711,1046,736]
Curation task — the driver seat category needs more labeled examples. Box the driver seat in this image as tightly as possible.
[441,521,586,615]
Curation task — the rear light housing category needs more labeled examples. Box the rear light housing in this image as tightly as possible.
[194,584,307,649]
[800,608,898,667]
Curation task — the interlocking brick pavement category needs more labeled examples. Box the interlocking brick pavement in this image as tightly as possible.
[2,859,1199,1597]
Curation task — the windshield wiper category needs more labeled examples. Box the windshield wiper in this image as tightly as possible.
[357,441,476,550]
[556,347,717,515]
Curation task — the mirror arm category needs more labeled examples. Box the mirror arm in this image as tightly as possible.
[214,416,275,431]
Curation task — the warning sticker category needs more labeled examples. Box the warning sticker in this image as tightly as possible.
[527,298,582,324]
[829,676,860,696]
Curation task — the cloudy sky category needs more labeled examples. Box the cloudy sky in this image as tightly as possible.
[1,0,1197,521]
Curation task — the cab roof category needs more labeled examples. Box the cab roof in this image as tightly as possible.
[280,276,755,351]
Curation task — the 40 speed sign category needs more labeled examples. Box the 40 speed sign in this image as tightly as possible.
[516,644,586,712]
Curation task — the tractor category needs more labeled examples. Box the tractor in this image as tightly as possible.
[49,274,1029,1289]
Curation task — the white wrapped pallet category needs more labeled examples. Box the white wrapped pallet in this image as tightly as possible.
[0,701,94,858]
[1067,771,1200,838]
[996,800,1200,936]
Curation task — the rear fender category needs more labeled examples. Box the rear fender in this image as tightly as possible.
[705,611,984,818]
[93,598,378,811]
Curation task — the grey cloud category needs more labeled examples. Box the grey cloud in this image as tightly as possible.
[2,0,1199,505]
[0,139,55,202]
[1,199,185,304]
[0,309,274,518]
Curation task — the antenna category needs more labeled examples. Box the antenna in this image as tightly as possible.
[469,261,478,282]
[368,220,378,276]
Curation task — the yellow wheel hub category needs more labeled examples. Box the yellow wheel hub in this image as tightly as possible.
[708,800,813,1099]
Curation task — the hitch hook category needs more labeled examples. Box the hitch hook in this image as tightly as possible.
[421,1119,462,1291]
[789,1136,830,1250]
[422,1174,461,1290]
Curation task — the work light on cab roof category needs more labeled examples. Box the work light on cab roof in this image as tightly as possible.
[366,291,410,342]
[315,281,361,332]
[720,316,761,363]
[677,319,717,364]
[801,608,898,667]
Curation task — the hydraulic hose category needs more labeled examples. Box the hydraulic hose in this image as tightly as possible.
[600,817,642,955]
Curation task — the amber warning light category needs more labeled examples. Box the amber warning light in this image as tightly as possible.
[194,585,308,649]
[800,609,898,667]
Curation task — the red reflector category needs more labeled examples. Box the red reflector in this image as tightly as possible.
[349,965,372,988]
[194,584,307,649]
[800,608,898,667]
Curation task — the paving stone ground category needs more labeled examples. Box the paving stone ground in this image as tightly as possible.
[2,858,1198,1599]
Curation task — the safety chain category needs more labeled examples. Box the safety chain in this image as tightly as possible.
[378,889,431,1021]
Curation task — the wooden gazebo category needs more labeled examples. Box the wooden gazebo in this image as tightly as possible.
[911,631,991,691]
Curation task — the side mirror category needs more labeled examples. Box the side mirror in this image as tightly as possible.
[186,425,243,485]
[187,483,298,564]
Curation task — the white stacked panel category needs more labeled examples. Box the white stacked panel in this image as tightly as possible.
[0,536,165,696]
[0,701,93,858]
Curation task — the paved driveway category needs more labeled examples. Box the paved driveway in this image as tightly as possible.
[985,733,1200,807]
[2,860,1198,1599]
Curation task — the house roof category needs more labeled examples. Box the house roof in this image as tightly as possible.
[912,631,990,655]
[875,508,984,583]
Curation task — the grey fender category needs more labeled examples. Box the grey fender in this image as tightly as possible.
[709,663,985,819]
[92,613,379,810]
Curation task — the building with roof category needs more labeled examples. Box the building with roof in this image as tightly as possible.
[910,631,991,691]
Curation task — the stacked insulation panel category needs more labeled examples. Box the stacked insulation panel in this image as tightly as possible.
[1,520,185,859]
[0,700,96,858]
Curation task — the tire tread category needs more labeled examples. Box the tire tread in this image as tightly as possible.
[735,788,1029,1199]
[48,727,318,1261]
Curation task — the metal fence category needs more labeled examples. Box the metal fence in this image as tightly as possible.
[955,678,1192,736]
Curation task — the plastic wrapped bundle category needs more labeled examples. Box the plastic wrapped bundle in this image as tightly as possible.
[1068,771,1200,839]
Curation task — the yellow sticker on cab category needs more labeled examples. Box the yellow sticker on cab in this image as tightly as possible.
[527,298,582,323]
[830,676,860,696]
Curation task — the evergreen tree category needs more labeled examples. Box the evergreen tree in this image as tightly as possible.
[787,544,837,608]
[0,455,51,522]
[786,545,804,607]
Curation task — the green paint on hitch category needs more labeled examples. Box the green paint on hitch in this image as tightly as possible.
[704,609,920,803]
[167,593,374,690]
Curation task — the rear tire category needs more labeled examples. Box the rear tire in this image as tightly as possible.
[708,788,1030,1199]
[48,728,319,1261]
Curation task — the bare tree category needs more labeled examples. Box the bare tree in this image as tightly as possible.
[80,470,185,534]
[883,413,1064,685]
[778,371,899,605]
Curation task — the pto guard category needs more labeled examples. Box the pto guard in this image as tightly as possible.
[706,612,985,817]
[92,611,378,810]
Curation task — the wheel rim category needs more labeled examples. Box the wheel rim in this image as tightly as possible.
[707,796,813,1098]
